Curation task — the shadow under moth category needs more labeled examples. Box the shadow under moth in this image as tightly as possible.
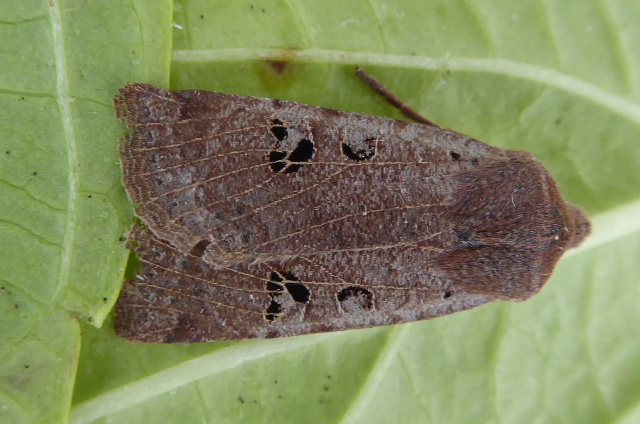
[113,69,590,343]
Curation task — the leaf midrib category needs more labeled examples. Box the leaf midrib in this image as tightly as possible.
[172,48,640,126]
[49,3,79,303]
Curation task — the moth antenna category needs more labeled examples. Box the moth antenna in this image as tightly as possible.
[355,66,439,128]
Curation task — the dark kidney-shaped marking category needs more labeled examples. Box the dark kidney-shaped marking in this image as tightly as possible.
[114,84,590,342]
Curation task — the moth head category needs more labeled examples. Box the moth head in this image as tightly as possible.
[565,204,591,249]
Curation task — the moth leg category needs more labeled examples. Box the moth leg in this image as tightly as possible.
[355,67,439,128]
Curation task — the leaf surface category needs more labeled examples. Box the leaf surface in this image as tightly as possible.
[3,0,640,423]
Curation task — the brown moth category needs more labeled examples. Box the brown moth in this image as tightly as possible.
[114,69,590,343]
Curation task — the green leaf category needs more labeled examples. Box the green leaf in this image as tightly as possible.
[4,0,640,423]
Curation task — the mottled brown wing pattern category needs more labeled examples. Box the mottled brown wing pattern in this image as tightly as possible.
[116,225,490,342]
[114,83,590,342]
[116,84,498,266]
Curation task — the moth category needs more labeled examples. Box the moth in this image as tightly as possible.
[114,68,590,343]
